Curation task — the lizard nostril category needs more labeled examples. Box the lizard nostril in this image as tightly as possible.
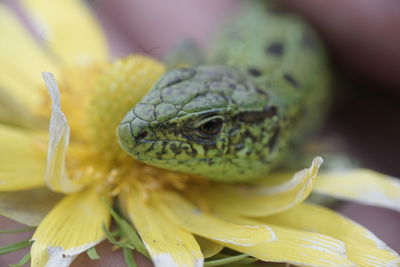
[137,131,148,139]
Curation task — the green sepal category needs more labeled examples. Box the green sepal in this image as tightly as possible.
[102,223,134,249]
[0,226,35,234]
[87,247,101,260]
[204,253,258,266]
[102,198,149,257]
[123,248,138,267]
[0,239,33,255]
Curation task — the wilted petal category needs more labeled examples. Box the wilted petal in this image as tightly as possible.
[0,4,57,111]
[314,169,400,212]
[262,203,400,266]
[0,187,62,226]
[42,73,82,193]
[199,157,323,217]
[158,191,276,246]
[0,125,46,191]
[195,236,223,258]
[120,188,203,267]
[21,0,108,66]
[31,187,110,267]
[220,214,354,267]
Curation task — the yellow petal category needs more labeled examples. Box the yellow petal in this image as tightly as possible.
[120,188,203,267]
[21,0,108,66]
[0,89,46,129]
[0,125,46,191]
[42,73,82,193]
[314,169,400,212]
[199,157,323,217]
[31,187,110,267]
[262,203,400,266]
[0,187,62,226]
[0,4,57,110]
[157,191,276,246]
[195,236,223,258]
[220,215,354,267]
[161,192,353,266]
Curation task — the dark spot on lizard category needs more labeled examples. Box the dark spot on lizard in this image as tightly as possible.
[247,68,262,77]
[283,73,300,89]
[156,142,168,157]
[255,87,269,97]
[302,32,319,51]
[234,106,278,124]
[266,43,284,56]
[242,129,258,142]
[268,126,280,152]
[144,143,156,153]
[170,143,178,153]
[235,143,245,151]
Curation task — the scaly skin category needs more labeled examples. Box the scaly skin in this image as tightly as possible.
[117,1,331,182]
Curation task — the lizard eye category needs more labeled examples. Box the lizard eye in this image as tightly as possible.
[196,116,224,136]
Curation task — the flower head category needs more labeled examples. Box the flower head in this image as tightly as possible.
[0,1,400,267]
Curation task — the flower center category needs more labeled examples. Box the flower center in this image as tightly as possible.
[48,55,204,195]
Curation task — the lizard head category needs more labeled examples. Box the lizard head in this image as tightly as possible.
[117,66,280,182]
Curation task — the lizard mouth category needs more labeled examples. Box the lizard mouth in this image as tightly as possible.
[118,127,197,162]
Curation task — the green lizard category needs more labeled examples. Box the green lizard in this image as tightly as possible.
[117,1,331,182]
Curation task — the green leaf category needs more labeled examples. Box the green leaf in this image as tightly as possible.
[8,252,31,267]
[102,198,149,257]
[0,239,32,255]
[204,254,253,267]
[0,226,35,234]
[234,257,258,265]
[87,247,101,260]
[102,223,134,249]
[123,248,138,267]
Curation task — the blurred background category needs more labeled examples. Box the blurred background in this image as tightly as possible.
[1,0,400,266]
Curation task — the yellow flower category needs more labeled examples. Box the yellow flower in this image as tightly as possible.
[0,0,399,267]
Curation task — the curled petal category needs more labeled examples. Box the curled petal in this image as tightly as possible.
[42,72,81,193]
[120,189,203,267]
[21,0,108,66]
[220,214,354,267]
[262,203,400,266]
[31,187,110,267]
[314,169,400,212]
[198,157,323,217]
